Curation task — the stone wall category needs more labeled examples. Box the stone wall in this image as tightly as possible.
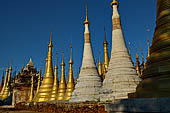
[15,102,107,113]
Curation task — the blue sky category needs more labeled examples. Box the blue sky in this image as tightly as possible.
[0,0,156,80]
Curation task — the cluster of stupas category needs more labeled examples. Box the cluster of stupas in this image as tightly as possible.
[0,0,170,105]
[32,33,75,102]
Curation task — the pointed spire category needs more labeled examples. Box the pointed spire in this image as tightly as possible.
[69,43,73,64]
[57,51,66,100]
[22,57,25,69]
[141,47,145,68]
[33,32,54,102]
[61,51,65,66]
[55,52,58,70]
[98,50,102,76]
[103,26,108,44]
[136,48,139,59]
[48,32,53,48]
[136,49,141,77]
[147,39,150,58]
[49,52,59,101]
[147,28,150,58]
[84,0,90,24]
[102,26,109,80]
[65,45,75,100]
[27,58,34,67]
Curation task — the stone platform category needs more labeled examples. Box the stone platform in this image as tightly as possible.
[1,98,170,112]
[105,98,170,113]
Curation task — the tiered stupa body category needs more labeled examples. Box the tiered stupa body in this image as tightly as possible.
[100,0,141,101]
[135,0,170,98]
[57,52,66,100]
[1,66,12,100]
[70,2,102,102]
[65,45,75,100]
[49,53,59,101]
[33,33,54,102]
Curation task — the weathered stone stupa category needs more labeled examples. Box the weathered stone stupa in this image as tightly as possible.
[100,0,141,101]
[69,1,102,102]
[135,0,170,98]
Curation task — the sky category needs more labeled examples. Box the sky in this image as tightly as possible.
[0,0,157,80]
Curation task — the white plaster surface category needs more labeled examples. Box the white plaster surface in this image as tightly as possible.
[69,25,102,102]
[100,4,141,101]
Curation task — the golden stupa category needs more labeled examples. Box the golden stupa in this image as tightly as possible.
[135,49,141,77]
[65,44,75,100]
[0,68,8,98]
[98,50,102,76]
[57,51,66,100]
[34,32,54,102]
[102,28,109,79]
[135,0,170,98]
[49,52,59,101]
[1,66,12,100]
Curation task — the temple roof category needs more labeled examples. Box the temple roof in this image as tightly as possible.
[27,58,34,67]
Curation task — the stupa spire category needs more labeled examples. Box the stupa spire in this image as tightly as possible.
[84,0,89,25]
[70,0,102,102]
[147,39,150,58]
[57,51,66,100]
[34,32,54,102]
[98,50,102,77]
[65,44,75,100]
[136,49,141,77]
[49,52,59,101]
[102,27,109,79]
[100,0,140,101]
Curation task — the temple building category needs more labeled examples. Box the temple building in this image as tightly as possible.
[100,0,141,101]
[69,1,102,102]
[12,58,39,104]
